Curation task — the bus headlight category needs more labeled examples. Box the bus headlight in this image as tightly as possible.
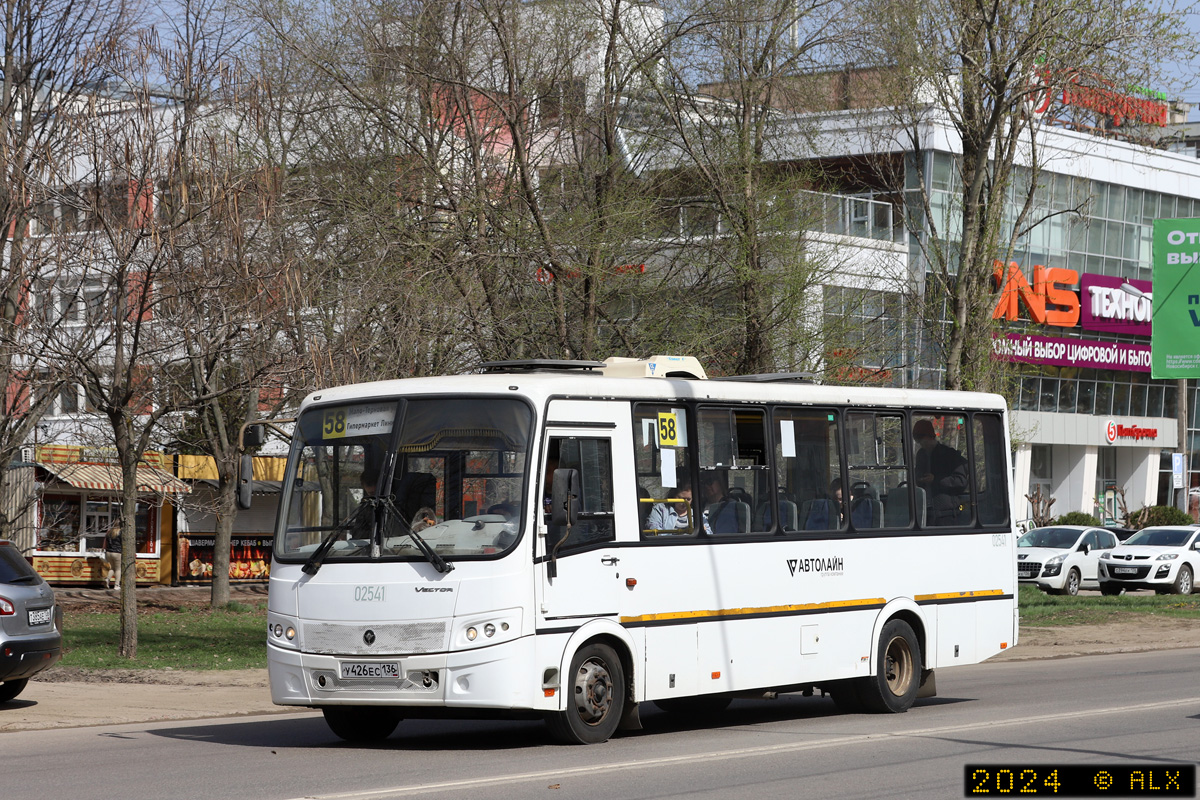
[267,613,300,649]
[457,610,521,648]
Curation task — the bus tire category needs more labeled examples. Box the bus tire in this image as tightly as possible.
[546,642,626,744]
[653,695,732,716]
[322,706,403,742]
[858,619,921,714]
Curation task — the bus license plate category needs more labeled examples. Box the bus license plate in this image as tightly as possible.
[27,608,52,626]
[340,661,400,680]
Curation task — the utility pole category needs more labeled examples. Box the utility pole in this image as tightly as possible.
[1178,378,1189,514]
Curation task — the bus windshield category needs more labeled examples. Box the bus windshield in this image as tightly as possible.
[275,397,532,564]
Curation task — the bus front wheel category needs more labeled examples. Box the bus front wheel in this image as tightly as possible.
[858,619,922,714]
[322,706,403,742]
[546,642,626,744]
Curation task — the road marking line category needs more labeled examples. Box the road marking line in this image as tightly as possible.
[287,697,1200,800]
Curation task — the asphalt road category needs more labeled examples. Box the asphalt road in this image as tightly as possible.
[5,647,1199,800]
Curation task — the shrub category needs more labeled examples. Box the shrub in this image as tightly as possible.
[1053,511,1102,526]
[1128,505,1193,530]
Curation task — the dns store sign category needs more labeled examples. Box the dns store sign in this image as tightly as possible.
[993,261,1153,336]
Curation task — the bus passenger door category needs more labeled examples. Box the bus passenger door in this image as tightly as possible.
[538,414,628,624]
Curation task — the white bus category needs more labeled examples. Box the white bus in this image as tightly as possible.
[246,357,1017,744]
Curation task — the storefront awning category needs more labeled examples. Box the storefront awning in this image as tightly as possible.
[37,462,191,495]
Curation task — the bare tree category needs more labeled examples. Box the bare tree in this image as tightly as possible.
[53,29,295,652]
[0,0,135,546]
[148,0,298,608]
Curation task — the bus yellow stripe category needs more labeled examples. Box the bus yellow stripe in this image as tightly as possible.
[619,590,1008,625]
[914,590,1005,602]
[620,596,886,624]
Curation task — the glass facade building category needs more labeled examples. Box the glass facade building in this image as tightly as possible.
[912,131,1200,526]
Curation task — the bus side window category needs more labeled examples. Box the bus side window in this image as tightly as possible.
[845,412,908,530]
[545,437,615,551]
[633,405,696,538]
[696,407,768,535]
[911,412,971,527]
[972,413,1009,526]
[774,408,841,532]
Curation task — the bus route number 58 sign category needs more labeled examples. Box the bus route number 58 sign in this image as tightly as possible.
[657,412,679,447]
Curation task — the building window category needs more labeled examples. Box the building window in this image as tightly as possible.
[36,495,157,555]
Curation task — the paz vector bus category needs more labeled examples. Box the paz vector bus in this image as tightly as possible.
[239,356,1017,744]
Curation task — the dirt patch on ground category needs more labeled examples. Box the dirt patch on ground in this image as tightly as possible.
[990,615,1200,660]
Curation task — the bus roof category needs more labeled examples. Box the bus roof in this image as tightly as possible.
[298,368,1008,416]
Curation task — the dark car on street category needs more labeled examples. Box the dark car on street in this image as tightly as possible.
[0,540,62,702]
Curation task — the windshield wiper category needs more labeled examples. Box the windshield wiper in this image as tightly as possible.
[302,499,379,576]
[378,495,455,574]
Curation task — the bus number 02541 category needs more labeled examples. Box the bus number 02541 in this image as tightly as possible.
[354,585,386,602]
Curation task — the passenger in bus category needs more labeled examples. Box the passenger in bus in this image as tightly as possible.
[829,478,846,526]
[700,472,744,534]
[912,419,968,524]
[412,507,437,531]
[646,481,692,533]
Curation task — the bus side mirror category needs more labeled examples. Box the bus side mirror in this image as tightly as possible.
[243,424,266,449]
[237,454,254,510]
[550,468,580,528]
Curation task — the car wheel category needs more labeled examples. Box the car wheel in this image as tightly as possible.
[1099,583,1123,596]
[1172,565,1194,595]
[1062,568,1081,596]
[0,678,28,703]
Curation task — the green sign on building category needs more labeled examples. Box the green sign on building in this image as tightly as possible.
[1152,217,1200,378]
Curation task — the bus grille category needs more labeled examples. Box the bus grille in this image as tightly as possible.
[303,621,448,655]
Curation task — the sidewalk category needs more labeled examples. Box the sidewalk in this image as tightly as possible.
[2,670,291,733]
[1,582,288,734]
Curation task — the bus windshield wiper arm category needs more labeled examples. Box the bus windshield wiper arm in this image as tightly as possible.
[380,496,454,574]
[302,499,378,576]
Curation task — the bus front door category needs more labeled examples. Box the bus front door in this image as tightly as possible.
[538,422,623,624]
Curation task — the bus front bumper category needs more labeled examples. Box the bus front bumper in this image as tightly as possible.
[268,636,535,710]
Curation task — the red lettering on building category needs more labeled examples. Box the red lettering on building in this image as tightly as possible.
[992,261,1080,327]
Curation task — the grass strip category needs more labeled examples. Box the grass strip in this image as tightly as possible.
[60,601,267,671]
[1018,585,1200,626]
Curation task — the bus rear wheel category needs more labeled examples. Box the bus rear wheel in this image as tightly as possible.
[546,642,626,745]
[322,706,403,742]
[858,619,922,714]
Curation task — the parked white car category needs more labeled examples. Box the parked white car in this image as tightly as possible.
[1017,525,1118,595]
[1098,525,1200,595]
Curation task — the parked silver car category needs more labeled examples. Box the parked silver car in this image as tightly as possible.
[0,540,62,702]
